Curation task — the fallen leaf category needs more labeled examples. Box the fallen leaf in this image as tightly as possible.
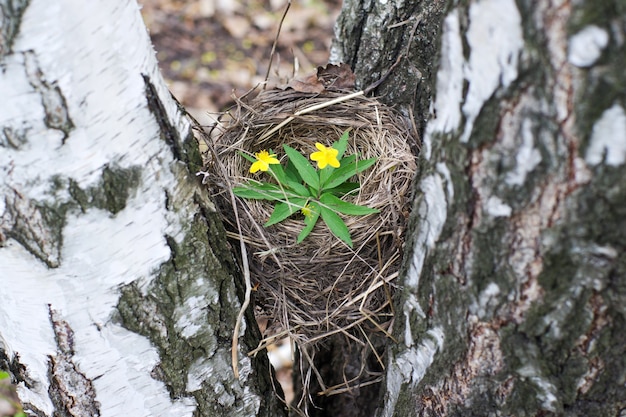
[317,63,356,91]
[287,73,325,93]
[286,63,356,93]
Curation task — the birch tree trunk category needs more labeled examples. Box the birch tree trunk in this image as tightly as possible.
[0,1,283,416]
[332,0,626,416]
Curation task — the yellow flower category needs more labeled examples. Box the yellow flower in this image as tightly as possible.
[249,150,280,173]
[310,143,340,169]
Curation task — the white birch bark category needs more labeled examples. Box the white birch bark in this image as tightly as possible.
[0,1,279,416]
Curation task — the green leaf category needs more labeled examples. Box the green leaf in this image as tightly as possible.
[324,182,360,195]
[0,371,9,380]
[233,183,298,201]
[320,206,352,247]
[333,130,350,160]
[285,159,303,183]
[322,163,358,191]
[297,203,320,243]
[232,187,273,200]
[320,154,356,188]
[324,157,377,190]
[288,181,312,197]
[320,193,380,216]
[264,203,293,226]
[354,157,377,174]
[268,163,288,184]
[264,198,307,226]
[238,150,257,164]
[232,185,278,200]
[283,145,319,191]
[269,165,311,197]
[338,154,356,166]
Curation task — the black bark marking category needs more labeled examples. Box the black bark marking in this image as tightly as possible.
[142,73,183,160]
[23,51,74,143]
[48,306,101,417]
[0,125,29,149]
[142,73,204,174]
[0,0,30,58]
[100,164,141,215]
[3,189,64,267]
[66,165,142,215]
[0,350,35,389]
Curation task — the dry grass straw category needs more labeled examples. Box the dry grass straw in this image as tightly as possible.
[205,87,417,397]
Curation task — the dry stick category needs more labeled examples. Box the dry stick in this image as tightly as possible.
[230,215,251,378]
[301,346,328,392]
[223,192,251,379]
[376,233,383,271]
[263,0,291,89]
[188,113,250,379]
[320,376,383,396]
[203,132,251,380]
[317,363,364,396]
[305,314,371,344]
[258,90,365,141]
[248,329,294,356]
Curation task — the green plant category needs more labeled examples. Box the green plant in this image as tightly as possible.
[232,130,379,247]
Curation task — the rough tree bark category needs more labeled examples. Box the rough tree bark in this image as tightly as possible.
[0,1,283,416]
[333,0,626,416]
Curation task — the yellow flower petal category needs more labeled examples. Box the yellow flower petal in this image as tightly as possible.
[249,150,280,173]
[249,160,267,173]
[309,143,340,170]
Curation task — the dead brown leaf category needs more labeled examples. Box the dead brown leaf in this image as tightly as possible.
[287,63,356,93]
[317,63,356,90]
[287,73,325,93]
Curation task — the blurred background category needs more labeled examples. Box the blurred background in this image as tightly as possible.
[138,0,342,125]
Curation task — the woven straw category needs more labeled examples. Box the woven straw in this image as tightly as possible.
[204,87,417,400]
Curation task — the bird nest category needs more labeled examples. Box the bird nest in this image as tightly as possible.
[203,83,417,396]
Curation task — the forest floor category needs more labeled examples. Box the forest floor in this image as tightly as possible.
[139,0,341,125]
